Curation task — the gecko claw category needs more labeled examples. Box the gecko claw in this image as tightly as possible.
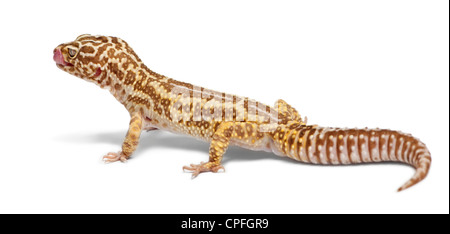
[183,162,225,178]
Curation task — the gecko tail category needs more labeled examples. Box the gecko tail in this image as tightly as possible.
[397,153,431,192]
[271,126,432,191]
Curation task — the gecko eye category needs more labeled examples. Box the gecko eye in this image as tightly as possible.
[68,48,77,58]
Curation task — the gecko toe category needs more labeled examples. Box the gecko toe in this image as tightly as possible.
[102,151,127,163]
[183,161,225,178]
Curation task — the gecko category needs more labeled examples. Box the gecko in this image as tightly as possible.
[53,34,431,192]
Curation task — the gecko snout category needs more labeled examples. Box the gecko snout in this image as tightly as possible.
[53,48,74,67]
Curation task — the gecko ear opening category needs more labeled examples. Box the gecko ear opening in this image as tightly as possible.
[94,67,102,77]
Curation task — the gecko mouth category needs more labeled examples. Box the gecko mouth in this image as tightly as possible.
[53,49,74,67]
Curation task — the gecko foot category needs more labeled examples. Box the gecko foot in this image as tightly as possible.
[102,151,128,163]
[183,162,225,178]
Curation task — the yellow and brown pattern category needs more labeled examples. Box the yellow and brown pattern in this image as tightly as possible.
[54,34,431,191]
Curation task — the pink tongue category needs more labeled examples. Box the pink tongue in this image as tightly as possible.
[53,49,70,66]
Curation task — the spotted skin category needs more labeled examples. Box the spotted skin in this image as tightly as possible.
[54,34,431,191]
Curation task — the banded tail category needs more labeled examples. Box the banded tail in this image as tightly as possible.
[271,125,431,191]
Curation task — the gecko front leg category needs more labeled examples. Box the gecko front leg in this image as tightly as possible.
[183,122,235,178]
[103,111,143,163]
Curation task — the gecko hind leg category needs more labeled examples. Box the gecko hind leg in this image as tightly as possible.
[274,99,307,124]
[183,122,234,178]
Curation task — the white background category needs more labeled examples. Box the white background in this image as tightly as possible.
[0,0,448,214]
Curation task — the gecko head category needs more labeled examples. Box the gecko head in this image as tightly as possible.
[54,34,104,82]
[53,34,142,87]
